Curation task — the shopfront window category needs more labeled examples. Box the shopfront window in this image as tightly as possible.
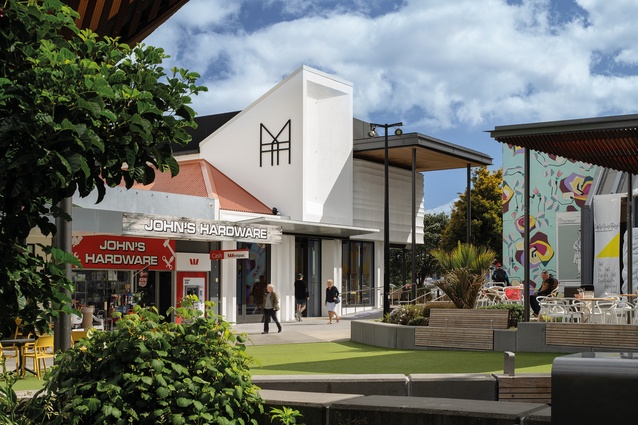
[237,243,269,318]
[342,241,375,306]
[72,270,132,316]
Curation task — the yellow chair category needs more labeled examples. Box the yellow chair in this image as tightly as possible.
[13,318,24,338]
[70,329,89,347]
[21,335,55,379]
[1,342,19,373]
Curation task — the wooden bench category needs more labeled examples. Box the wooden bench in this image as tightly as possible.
[415,309,510,350]
[546,322,638,349]
[495,374,551,404]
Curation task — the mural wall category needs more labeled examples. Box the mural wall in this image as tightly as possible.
[501,145,597,289]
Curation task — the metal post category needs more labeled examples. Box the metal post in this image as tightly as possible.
[411,148,417,302]
[627,173,633,294]
[467,164,471,243]
[370,122,403,316]
[523,149,531,322]
[54,197,72,352]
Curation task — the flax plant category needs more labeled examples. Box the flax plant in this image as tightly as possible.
[431,242,495,309]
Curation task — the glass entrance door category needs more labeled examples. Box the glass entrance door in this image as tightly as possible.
[295,238,322,317]
[237,242,269,323]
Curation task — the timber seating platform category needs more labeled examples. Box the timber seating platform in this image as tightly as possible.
[415,309,510,350]
[545,322,638,349]
[495,374,551,404]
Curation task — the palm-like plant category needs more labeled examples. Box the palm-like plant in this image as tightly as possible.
[430,242,495,309]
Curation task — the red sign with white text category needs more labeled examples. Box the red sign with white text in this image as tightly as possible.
[72,235,176,270]
[210,249,250,260]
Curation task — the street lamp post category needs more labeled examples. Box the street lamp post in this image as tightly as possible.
[369,122,403,316]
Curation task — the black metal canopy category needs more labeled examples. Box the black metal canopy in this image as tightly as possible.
[489,114,638,175]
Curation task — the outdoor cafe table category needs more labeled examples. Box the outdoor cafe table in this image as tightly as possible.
[572,297,622,323]
[0,337,36,376]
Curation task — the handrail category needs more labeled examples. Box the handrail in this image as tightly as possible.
[340,284,447,313]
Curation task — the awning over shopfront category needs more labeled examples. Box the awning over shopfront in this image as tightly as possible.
[353,122,493,171]
[64,0,190,46]
[241,217,379,239]
[489,114,638,175]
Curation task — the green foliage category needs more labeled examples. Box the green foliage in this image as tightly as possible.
[269,406,305,425]
[431,242,496,308]
[24,301,264,424]
[440,167,503,257]
[383,304,424,325]
[0,0,206,331]
[0,361,20,425]
[479,303,524,328]
[388,212,450,288]
[421,212,450,278]
[407,316,429,326]
[422,302,457,319]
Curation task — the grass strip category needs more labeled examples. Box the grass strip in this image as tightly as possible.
[247,341,567,375]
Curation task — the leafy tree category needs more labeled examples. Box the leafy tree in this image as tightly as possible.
[440,167,503,258]
[0,0,206,333]
[421,212,450,278]
[431,242,495,308]
[388,213,449,290]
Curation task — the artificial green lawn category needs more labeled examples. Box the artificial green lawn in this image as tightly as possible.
[246,341,568,375]
[5,341,568,392]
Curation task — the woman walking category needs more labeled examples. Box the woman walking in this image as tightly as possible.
[262,284,282,334]
[324,279,340,324]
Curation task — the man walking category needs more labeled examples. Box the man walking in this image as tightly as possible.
[294,273,309,321]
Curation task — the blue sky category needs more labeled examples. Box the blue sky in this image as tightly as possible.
[146,0,638,211]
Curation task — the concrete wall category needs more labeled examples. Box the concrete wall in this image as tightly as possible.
[352,320,638,353]
[258,389,551,425]
[253,373,499,400]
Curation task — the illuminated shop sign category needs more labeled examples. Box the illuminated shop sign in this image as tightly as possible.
[72,235,176,270]
[122,213,282,244]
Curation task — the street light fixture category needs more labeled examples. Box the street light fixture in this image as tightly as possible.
[369,122,403,316]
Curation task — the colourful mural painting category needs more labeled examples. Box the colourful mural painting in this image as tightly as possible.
[501,145,597,289]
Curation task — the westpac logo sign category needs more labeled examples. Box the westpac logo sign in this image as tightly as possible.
[176,253,210,272]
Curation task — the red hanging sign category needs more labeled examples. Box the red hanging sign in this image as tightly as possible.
[72,235,176,270]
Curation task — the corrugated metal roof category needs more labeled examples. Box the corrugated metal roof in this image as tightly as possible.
[489,114,638,174]
[126,160,273,215]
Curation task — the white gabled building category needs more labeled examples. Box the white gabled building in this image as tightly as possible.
[64,65,491,324]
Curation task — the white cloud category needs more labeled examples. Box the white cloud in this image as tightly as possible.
[144,0,638,208]
[146,0,638,128]
[424,199,458,216]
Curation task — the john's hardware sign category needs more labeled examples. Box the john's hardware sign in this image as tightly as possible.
[72,235,176,270]
[123,213,282,244]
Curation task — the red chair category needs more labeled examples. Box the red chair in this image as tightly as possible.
[504,287,522,303]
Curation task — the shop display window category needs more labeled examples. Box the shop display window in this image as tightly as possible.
[72,270,132,316]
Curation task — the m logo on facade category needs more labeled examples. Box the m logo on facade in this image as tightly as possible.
[260,119,291,166]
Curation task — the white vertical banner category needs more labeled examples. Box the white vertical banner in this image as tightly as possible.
[556,212,581,286]
[621,228,638,294]
[593,194,622,296]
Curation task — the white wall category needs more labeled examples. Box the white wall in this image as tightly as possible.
[199,66,354,226]
[303,75,353,225]
[352,159,425,245]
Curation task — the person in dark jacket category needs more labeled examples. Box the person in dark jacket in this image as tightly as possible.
[294,273,309,321]
[492,262,510,286]
[325,279,340,324]
[530,270,559,315]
